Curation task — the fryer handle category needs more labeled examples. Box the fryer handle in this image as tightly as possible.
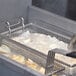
[5,17,25,36]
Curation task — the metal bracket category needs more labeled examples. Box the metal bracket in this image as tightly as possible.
[45,51,55,76]
[45,49,68,76]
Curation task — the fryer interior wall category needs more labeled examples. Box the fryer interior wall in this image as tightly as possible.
[28,6,76,34]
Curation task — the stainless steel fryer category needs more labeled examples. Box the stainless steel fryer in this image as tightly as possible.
[0,0,76,75]
[0,35,65,76]
[1,17,76,76]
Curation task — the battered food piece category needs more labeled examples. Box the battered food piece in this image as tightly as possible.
[0,45,11,57]
[8,54,45,74]
[3,51,45,74]
[0,45,11,53]
[25,59,45,74]
[9,54,25,64]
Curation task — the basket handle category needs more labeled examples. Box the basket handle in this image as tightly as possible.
[6,17,25,36]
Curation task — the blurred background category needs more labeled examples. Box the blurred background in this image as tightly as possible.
[32,0,76,21]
